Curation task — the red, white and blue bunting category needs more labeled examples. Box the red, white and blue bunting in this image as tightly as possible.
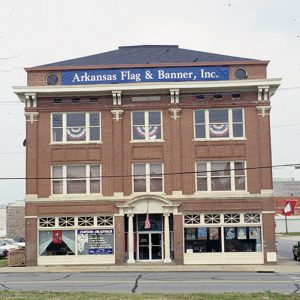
[209,124,229,137]
[135,126,159,139]
[67,127,86,140]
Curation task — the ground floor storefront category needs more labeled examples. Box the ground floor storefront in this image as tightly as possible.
[25,195,277,266]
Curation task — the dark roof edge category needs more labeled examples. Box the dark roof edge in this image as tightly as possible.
[25,60,269,72]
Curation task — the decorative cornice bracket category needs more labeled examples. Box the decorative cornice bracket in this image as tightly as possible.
[170,89,180,104]
[111,109,124,121]
[25,93,37,108]
[169,108,181,120]
[258,86,269,101]
[112,91,122,106]
[256,106,271,117]
[24,112,39,123]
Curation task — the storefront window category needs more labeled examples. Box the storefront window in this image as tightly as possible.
[184,227,222,253]
[184,213,262,254]
[224,226,262,252]
[77,229,114,255]
[39,230,75,256]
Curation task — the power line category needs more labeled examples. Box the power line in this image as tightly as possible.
[0,162,299,181]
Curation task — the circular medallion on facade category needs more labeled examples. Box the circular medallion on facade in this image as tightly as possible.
[234,68,248,80]
[46,73,59,85]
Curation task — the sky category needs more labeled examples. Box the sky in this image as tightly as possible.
[0,0,299,205]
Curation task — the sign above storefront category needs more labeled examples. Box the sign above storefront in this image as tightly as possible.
[61,66,229,85]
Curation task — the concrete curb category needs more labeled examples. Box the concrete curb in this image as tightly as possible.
[0,263,299,273]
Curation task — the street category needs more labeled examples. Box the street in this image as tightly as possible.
[0,235,299,294]
[0,271,299,293]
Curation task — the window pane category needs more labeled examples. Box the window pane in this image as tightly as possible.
[133,126,146,140]
[149,112,161,125]
[90,165,100,178]
[195,110,205,124]
[211,177,231,191]
[233,109,243,122]
[133,164,146,176]
[67,113,85,127]
[196,163,207,176]
[67,180,86,193]
[234,162,245,175]
[209,110,228,123]
[132,112,145,125]
[89,113,99,126]
[90,180,100,193]
[53,181,63,194]
[150,178,162,192]
[134,179,146,192]
[67,166,85,178]
[211,162,230,176]
[52,128,63,142]
[52,114,62,127]
[53,166,63,177]
[195,125,205,138]
[209,110,229,138]
[90,127,100,140]
[150,164,162,176]
[148,125,161,140]
[235,177,245,190]
[233,124,243,137]
[197,178,207,191]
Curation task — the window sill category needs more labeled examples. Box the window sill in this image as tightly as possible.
[194,191,249,197]
[130,192,166,196]
[49,194,103,200]
[50,141,103,145]
[193,138,247,142]
[130,140,165,144]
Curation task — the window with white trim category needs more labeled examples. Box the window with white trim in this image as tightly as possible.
[51,112,101,143]
[131,111,162,141]
[184,213,262,253]
[52,164,101,195]
[194,108,244,139]
[132,163,163,193]
[196,161,246,192]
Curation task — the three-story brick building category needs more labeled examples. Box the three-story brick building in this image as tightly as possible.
[13,45,281,266]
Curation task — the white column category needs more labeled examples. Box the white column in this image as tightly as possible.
[164,213,171,263]
[127,213,135,263]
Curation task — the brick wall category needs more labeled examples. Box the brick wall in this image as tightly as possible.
[7,205,25,238]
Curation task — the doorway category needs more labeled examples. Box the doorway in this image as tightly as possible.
[138,232,163,261]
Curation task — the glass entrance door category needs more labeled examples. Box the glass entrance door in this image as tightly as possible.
[138,232,163,261]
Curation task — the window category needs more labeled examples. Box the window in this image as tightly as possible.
[132,163,163,193]
[224,226,261,252]
[184,213,262,254]
[131,111,162,141]
[196,161,246,192]
[194,108,244,139]
[39,217,56,228]
[185,227,222,253]
[52,164,101,195]
[51,112,101,143]
[39,230,75,256]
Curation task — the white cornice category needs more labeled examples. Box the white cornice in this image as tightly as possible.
[13,78,281,102]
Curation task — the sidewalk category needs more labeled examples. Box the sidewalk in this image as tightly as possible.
[1,235,298,274]
[0,261,299,274]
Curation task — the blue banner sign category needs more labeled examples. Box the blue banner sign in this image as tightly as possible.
[62,66,229,85]
[77,229,114,255]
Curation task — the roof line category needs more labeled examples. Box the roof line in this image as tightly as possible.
[25,60,269,72]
